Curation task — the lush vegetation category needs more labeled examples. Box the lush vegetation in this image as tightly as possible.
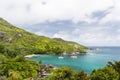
[0,18,87,58]
[90,61,120,80]
[1,18,120,80]
[0,55,41,80]
[46,67,90,80]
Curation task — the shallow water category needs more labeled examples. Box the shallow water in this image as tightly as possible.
[29,47,120,74]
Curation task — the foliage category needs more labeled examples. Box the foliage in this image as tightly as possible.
[0,18,87,58]
[46,67,90,80]
[91,67,119,80]
[91,61,120,80]
[108,61,120,73]
[0,56,42,80]
[107,61,120,79]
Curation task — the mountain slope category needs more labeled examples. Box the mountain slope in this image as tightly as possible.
[0,18,87,57]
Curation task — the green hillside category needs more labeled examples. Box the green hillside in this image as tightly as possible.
[0,18,87,58]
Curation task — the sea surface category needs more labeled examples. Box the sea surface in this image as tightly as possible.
[29,47,120,74]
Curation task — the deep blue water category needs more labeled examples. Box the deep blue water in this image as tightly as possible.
[29,47,120,74]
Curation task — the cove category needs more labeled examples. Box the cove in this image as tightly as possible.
[29,47,120,74]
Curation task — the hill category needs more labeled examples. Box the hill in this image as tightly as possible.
[0,18,87,57]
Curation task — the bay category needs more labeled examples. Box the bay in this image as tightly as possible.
[29,47,120,74]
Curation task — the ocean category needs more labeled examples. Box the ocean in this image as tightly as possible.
[29,47,120,74]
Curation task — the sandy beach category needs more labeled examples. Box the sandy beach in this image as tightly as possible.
[25,54,40,58]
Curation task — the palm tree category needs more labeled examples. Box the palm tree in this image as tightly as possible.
[8,70,21,80]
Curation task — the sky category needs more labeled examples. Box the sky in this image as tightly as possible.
[0,0,120,46]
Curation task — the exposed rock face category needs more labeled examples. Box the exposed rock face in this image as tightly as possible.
[0,31,6,39]
[38,64,54,78]
[7,37,13,43]
[16,33,22,37]
[0,34,4,39]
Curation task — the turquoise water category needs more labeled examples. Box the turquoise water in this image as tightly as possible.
[29,47,120,74]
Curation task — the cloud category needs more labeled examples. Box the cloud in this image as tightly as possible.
[100,0,120,24]
[90,7,113,20]
[0,0,120,46]
[52,25,120,46]
[27,20,120,46]
[0,0,114,26]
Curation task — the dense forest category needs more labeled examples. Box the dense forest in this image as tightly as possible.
[0,18,120,80]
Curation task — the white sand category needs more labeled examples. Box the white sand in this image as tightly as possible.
[25,54,39,58]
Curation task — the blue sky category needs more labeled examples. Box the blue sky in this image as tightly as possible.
[0,0,120,46]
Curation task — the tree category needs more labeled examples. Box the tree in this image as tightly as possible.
[8,70,22,80]
[48,67,73,80]
[0,56,41,79]
[0,43,4,53]
[90,67,119,80]
[0,54,6,63]
[47,67,90,80]
[72,71,90,80]
[108,61,120,73]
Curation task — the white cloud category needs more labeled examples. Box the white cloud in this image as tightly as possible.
[100,0,120,23]
[0,0,114,25]
[52,26,120,46]
[0,0,120,46]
